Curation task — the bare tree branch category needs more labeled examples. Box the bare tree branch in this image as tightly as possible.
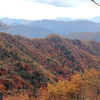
[91,0,100,6]
[0,21,10,32]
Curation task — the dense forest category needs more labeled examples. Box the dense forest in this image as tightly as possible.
[0,32,100,100]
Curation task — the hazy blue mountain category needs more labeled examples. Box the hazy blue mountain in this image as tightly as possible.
[0,17,33,25]
[54,17,75,21]
[79,16,100,23]
[54,16,100,23]
[87,16,100,23]
[1,18,100,39]
[28,19,100,34]
[3,24,63,38]
[62,32,100,42]
[1,16,100,25]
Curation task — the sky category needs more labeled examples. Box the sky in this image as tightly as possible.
[0,0,100,20]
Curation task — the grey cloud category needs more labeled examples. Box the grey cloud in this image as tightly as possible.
[25,0,91,7]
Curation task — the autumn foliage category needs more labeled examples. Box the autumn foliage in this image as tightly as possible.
[37,70,100,100]
[0,32,100,100]
[3,93,31,100]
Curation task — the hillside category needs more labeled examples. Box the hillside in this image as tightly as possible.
[0,32,100,99]
[3,24,62,38]
[27,20,100,34]
[63,31,100,42]
[1,19,100,39]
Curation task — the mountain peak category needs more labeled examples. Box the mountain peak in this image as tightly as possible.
[46,34,61,38]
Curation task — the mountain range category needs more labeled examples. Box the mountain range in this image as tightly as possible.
[0,17,34,25]
[55,16,100,22]
[3,24,62,38]
[0,32,100,99]
[27,19,100,34]
[1,17,100,41]
[1,16,100,99]
[1,18,100,39]
[1,16,100,24]
[63,32,100,42]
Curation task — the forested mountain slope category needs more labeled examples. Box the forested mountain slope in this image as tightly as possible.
[0,32,100,99]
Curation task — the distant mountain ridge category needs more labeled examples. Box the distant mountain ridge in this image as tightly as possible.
[1,17,100,40]
[62,32,100,42]
[1,16,100,24]
[27,20,100,34]
[0,17,34,25]
[55,16,100,23]
[3,24,63,38]
[1,20,100,38]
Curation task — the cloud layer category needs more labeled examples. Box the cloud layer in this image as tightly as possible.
[25,0,91,7]
[0,0,100,20]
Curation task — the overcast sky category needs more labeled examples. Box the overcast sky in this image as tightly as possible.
[0,0,100,20]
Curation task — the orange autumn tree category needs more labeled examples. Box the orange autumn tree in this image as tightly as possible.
[37,74,84,100]
[0,83,6,100]
[83,70,100,100]
[0,83,6,92]
[3,93,30,100]
[37,70,100,100]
